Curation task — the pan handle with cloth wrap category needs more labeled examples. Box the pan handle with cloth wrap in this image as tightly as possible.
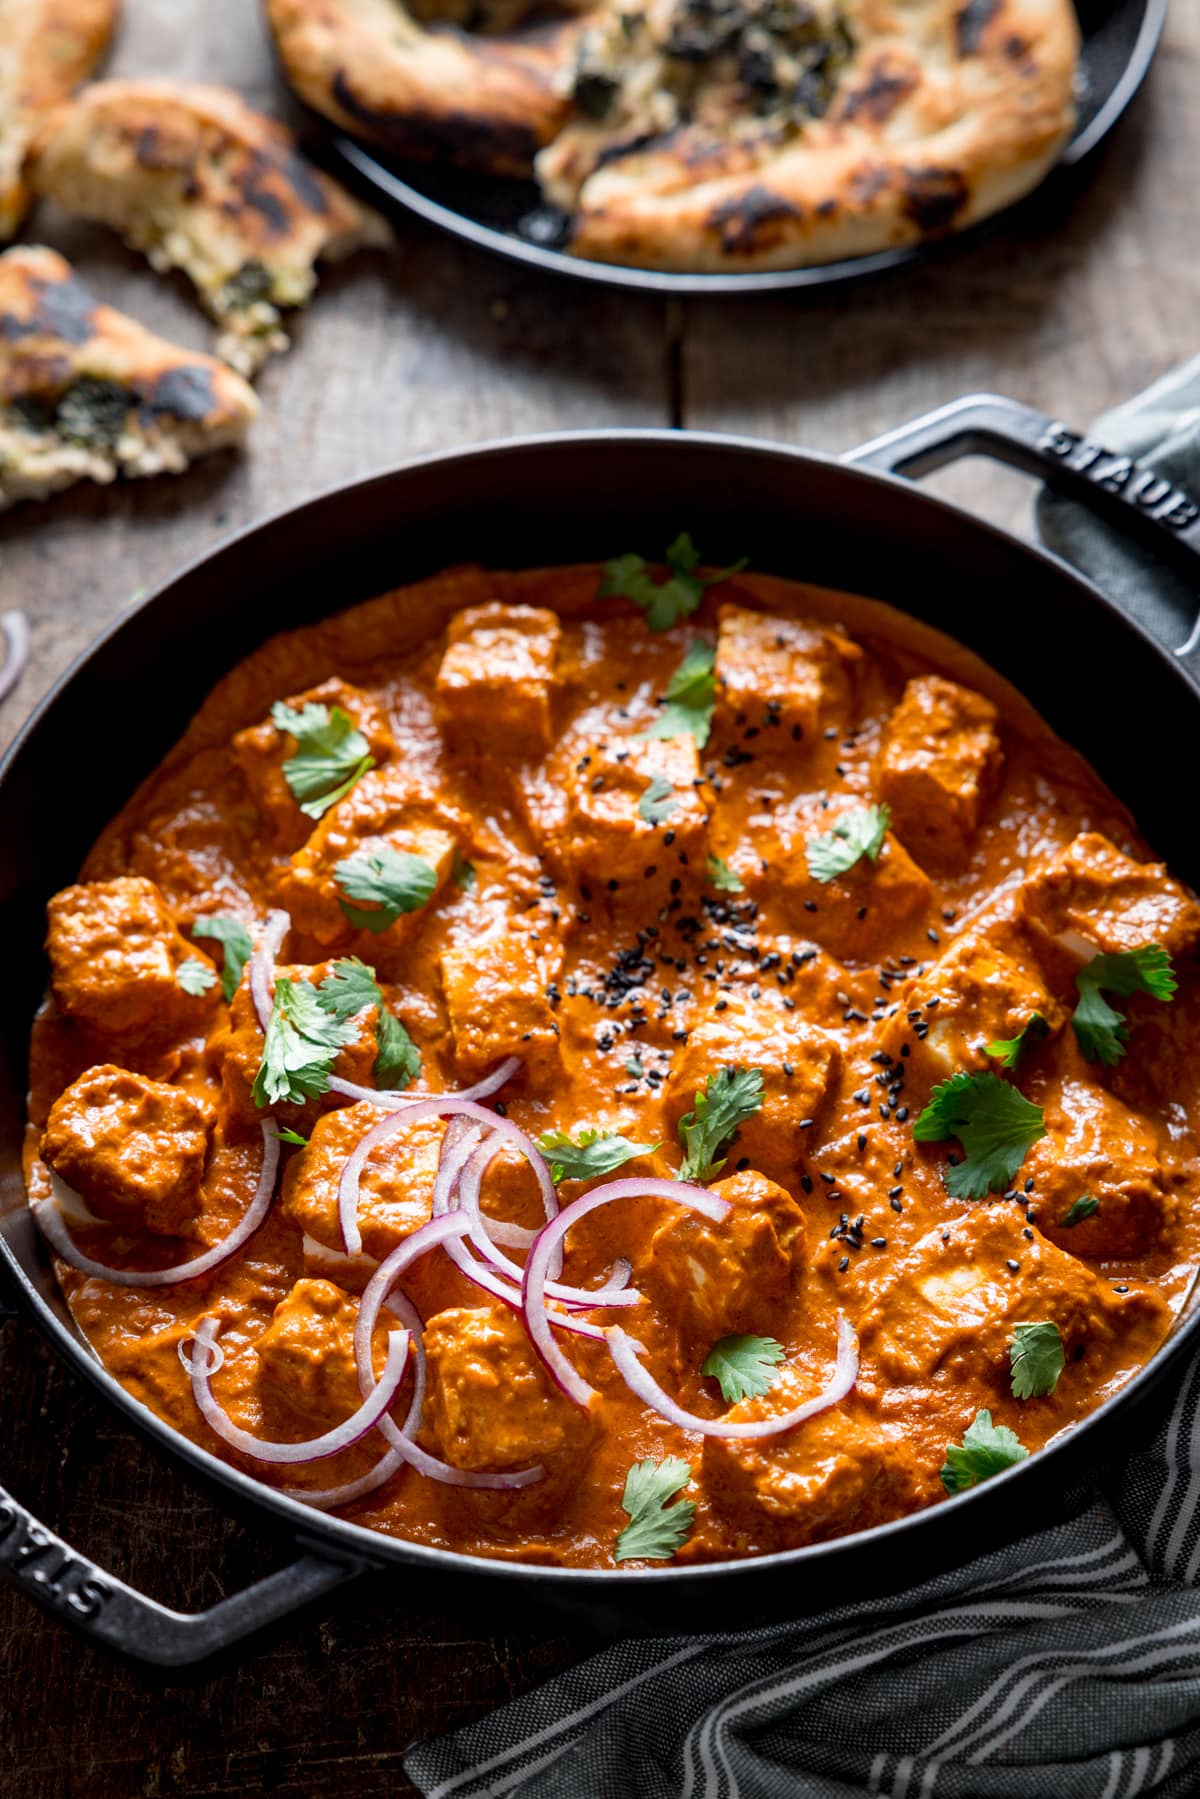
[845,392,1200,674]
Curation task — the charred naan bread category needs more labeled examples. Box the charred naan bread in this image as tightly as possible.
[29,81,391,374]
[266,0,1079,271]
[0,244,258,509]
[264,0,596,176]
[0,0,119,240]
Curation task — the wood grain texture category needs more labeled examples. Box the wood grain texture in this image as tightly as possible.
[1,0,1196,1790]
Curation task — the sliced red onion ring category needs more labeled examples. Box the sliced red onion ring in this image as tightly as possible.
[521,1178,731,1408]
[456,1135,639,1311]
[188,1316,410,1463]
[178,1335,224,1378]
[47,1168,103,1226]
[354,1212,543,1489]
[327,1054,522,1112]
[0,609,30,706]
[607,1314,859,1439]
[337,1095,556,1259]
[249,909,290,1031]
[431,1119,486,1219]
[35,1124,280,1288]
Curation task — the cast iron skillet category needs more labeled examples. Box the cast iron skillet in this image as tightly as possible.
[320,0,1165,294]
[2,393,1200,1666]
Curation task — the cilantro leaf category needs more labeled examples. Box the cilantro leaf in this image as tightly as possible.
[1009,1321,1065,1400]
[536,1127,659,1184]
[615,1457,695,1562]
[707,854,744,893]
[912,1070,1045,1200]
[335,847,438,933]
[599,533,746,632]
[940,1409,1029,1494]
[271,700,374,821]
[1061,1194,1100,1227]
[625,1056,645,1079]
[641,640,716,748]
[452,853,476,892]
[252,975,359,1109]
[1072,945,1176,1065]
[193,914,254,1002]
[272,1126,309,1147]
[986,1011,1050,1070]
[177,957,216,997]
[702,1334,785,1405]
[317,957,420,1091]
[638,774,679,825]
[678,1065,765,1183]
[806,803,891,884]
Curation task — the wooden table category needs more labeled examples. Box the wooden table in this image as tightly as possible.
[2,1,1196,1791]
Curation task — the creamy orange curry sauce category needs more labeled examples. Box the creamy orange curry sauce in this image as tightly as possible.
[23,559,1200,1567]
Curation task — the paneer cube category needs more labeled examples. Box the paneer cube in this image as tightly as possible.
[232,678,395,853]
[713,603,862,743]
[552,732,711,908]
[422,1304,597,1475]
[439,921,560,1084]
[703,1394,926,1546]
[1024,1077,1173,1259]
[435,603,561,758]
[256,1279,371,1426]
[1019,832,1200,963]
[273,764,462,954]
[880,926,1063,1097]
[661,992,840,1190]
[875,676,1003,868]
[215,962,380,1137]
[775,817,933,965]
[859,1207,1169,1387]
[281,1099,443,1263]
[46,876,219,1044]
[645,1169,806,1347]
[40,1063,213,1236]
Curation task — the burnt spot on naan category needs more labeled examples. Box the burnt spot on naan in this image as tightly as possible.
[708,184,801,255]
[331,67,543,172]
[847,163,889,205]
[839,59,917,125]
[956,0,1001,55]
[144,364,219,423]
[900,165,969,234]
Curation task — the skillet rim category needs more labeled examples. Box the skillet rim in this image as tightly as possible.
[3,422,1198,1594]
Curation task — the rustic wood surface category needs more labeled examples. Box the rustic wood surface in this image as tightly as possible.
[1,0,1197,1791]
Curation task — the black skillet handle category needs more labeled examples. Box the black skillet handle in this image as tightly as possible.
[846,393,1200,668]
[0,1474,368,1666]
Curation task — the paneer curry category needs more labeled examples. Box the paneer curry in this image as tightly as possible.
[23,551,1200,1567]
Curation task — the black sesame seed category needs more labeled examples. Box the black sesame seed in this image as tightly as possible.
[838,1256,849,1273]
[871,1237,886,1249]
[1006,1259,1020,1273]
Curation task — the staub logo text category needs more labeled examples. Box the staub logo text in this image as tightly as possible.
[0,1491,111,1618]
[1038,421,1200,530]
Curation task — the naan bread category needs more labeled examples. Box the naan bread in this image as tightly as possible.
[0,0,119,239]
[0,244,258,509]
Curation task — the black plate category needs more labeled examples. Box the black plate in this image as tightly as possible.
[320,0,1165,294]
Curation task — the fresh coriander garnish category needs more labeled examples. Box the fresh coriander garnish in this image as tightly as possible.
[706,854,744,893]
[537,1127,659,1184]
[985,1011,1050,1070]
[334,847,438,934]
[1061,1194,1100,1227]
[625,1055,645,1079]
[452,853,476,892]
[1072,945,1176,1065]
[177,957,216,997]
[272,1126,309,1148]
[615,1457,695,1562]
[1009,1321,1065,1400]
[702,1334,785,1404]
[193,914,254,1002]
[252,975,359,1108]
[599,533,745,633]
[641,640,716,748]
[912,1070,1045,1200]
[638,774,679,826]
[678,1065,765,1183]
[940,1409,1029,1494]
[271,700,374,821]
[316,957,420,1090]
[806,803,891,884]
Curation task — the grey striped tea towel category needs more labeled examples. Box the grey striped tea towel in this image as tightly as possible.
[406,365,1200,1799]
